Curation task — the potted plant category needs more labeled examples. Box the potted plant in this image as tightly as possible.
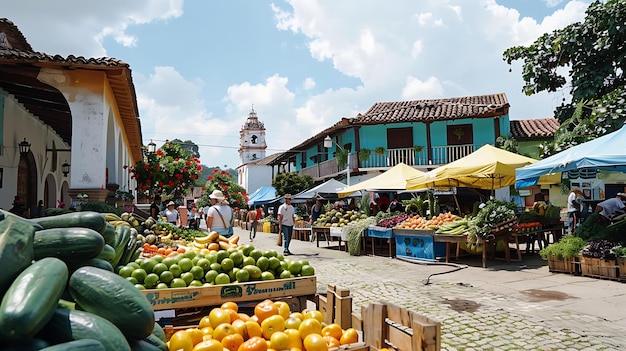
[539,235,586,274]
[358,148,371,164]
[374,146,387,156]
[335,148,349,169]
[412,145,424,153]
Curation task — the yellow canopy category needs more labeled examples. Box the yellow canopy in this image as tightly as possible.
[406,144,558,191]
[337,163,425,198]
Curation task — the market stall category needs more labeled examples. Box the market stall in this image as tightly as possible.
[337,162,425,198]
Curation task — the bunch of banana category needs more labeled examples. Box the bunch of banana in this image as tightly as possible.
[190,231,240,251]
[435,219,469,235]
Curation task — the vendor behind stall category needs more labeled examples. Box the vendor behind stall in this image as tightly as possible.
[595,193,626,222]
[577,193,626,242]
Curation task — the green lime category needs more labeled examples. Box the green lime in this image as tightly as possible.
[241,244,255,257]
[243,265,262,280]
[288,261,302,275]
[229,251,244,267]
[169,264,183,277]
[235,268,250,282]
[279,270,292,279]
[242,256,256,267]
[189,280,203,287]
[206,253,218,264]
[135,284,146,290]
[276,253,285,261]
[118,266,135,279]
[178,258,193,272]
[152,263,168,276]
[140,258,158,274]
[209,262,223,273]
[159,270,175,284]
[156,282,169,289]
[214,273,230,285]
[299,259,310,267]
[216,250,230,263]
[190,265,205,280]
[144,273,160,289]
[152,255,164,263]
[221,258,234,272]
[131,268,147,283]
[127,262,140,270]
[256,257,270,271]
[268,257,281,271]
[125,276,138,285]
[261,271,275,281]
[249,249,263,261]
[170,278,187,288]
[183,251,196,259]
[196,258,211,272]
[204,270,219,284]
[264,249,278,258]
[162,257,178,268]
[301,265,315,276]
[181,272,194,285]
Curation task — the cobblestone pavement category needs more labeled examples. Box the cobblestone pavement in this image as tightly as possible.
[234,227,626,351]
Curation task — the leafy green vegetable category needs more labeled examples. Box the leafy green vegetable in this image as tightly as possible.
[539,235,586,260]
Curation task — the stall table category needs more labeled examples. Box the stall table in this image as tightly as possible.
[433,234,467,263]
[366,226,394,257]
[478,229,512,268]
[510,224,565,261]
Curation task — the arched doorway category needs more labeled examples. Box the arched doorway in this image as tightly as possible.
[17,151,37,216]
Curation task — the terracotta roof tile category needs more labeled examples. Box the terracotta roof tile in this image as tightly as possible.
[510,118,560,139]
[356,93,510,124]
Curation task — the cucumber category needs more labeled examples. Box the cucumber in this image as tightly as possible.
[96,244,116,262]
[68,258,114,273]
[32,211,107,235]
[0,210,37,294]
[37,308,130,351]
[111,225,132,267]
[34,227,105,262]
[39,339,105,351]
[102,222,116,244]
[69,266,154,340]
[0,257,68,342]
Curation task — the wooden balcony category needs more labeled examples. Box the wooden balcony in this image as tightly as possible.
[299,144,481,180]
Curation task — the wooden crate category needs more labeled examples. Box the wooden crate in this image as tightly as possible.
[317,285,354,330]
[580,256,618,279]
[356,303,441,351]
[143,276,316,311]
[547,255,579,274]
[617,257,626,281]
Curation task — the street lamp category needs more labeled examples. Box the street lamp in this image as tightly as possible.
[18,138,31,156]
[147,140,156,154]
[61,161,71,177]
[324,135,350,186]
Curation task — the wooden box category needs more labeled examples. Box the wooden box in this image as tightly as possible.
[617,257,626,281]
[547,255,579,274]
[143,276,316,311]
[580,256,618,279]
[354,303,441,351]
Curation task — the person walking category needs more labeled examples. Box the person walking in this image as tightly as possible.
[150,195,162,220]
[278,194,295,255]
[247,205,258,241]
[567,189,584,233]
[310,199,323,224]
[205,190,234,237]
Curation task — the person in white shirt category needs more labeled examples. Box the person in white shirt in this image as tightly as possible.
[205,190,234,237]
[163,201,179,226]
[595,193,626,222]
[567,189,584,233]
[278,194,296,255]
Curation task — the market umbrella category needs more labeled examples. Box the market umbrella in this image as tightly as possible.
[406,144,556,192]
[247,186,280,206]
[515,124,626,188]
[291,179,360,203]
[337,163,425,198]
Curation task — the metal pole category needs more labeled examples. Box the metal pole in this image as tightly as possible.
[346,152,351,186]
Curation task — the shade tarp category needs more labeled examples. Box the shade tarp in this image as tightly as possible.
[247,186,279,206]
[291,179,359,203]
[406,144,557,191]
[515,124,626,188]
[337,163,425,198]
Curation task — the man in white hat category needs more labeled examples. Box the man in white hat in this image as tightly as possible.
[205,190,234,237]
[278,194,295,255]
[164,201,179,226]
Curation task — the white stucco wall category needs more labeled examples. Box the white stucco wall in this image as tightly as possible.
[239,164,273,195]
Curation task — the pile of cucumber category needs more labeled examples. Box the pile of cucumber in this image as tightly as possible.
[0,209,165,351]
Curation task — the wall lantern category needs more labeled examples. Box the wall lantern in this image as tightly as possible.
[18,138,31,156]
[147,139,157,154]
[61,161,71,177]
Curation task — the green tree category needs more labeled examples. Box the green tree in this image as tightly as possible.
[503,0,626,157]
[272,172,315,196]
[170,139,200,159]
[197,169,248,209]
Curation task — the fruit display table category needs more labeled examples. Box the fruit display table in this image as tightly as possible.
[433,234,467,263]
[366,226,394,257]
[142,276,316,311]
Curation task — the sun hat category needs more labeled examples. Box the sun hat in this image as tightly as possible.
[167,201,175,206]
[209,190,226,201]
[617,192,626,198]
[284,194,292,199]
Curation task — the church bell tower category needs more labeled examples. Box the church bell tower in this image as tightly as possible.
[239,106,267,165]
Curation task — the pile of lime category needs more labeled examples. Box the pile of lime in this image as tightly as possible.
[116,244,315,290]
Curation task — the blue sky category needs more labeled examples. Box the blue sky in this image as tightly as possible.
[3,0,591,170]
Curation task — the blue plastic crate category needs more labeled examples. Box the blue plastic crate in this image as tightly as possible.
[395,234,446,261]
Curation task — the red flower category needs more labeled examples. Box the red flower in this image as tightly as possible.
[208,176,213,180]
[213,169,219,174]
[144,164,150,170]
[185,161,191,166]
[197,165,202,171]
[221,170,228,175]
[183,168,188,173]
[156,150,164,156]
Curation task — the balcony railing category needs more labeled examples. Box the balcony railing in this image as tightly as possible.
[299,144,481,180]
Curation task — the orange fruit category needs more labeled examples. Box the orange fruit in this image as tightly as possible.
[303,310,324,324]
[244,320,263,340]
[261,314,285,339]
[213,322,236,341]
[321,324,343,341]
[238,336,268,351]
[226,308,241,323]
[222,301,239,312]
[254,299,279,323]
[303,333,328,351]
[199,315,213,329]
[339,328,358,345]
[298,319,322,339]
[222,332,245,351]
[269,331,290,350]
[186,327,205,345]
[284,328,303,350]
[274,301,291,320]
[208,308,231,329]
[322,336,339,349]
[169,330,194,351]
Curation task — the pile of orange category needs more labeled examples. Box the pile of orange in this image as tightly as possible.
[167,299,359,351]
[395,212,460,230]
[142,243,185,258]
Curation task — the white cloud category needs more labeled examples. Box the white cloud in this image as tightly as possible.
[401,76,444,100]
[411,40,423,59]
[303,78,316,90]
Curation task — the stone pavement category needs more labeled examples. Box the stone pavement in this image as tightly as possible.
[230,225,626,350]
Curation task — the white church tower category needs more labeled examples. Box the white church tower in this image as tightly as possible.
[237,107,272,195]
[239,106,267,163]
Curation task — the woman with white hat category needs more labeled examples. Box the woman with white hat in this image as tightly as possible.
[164,201,180,226]
[205,190,234,237]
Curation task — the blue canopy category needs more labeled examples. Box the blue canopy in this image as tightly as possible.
[515,124,626,188]
[247,186,280,206]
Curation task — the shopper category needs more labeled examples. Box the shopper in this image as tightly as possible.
[278,194,295,255]
[150,195,162,220]
[164,201,180,226]
[247,205,258,241]
[310,199,323,224]
[567,189,584,233]
[205,190,234,237]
